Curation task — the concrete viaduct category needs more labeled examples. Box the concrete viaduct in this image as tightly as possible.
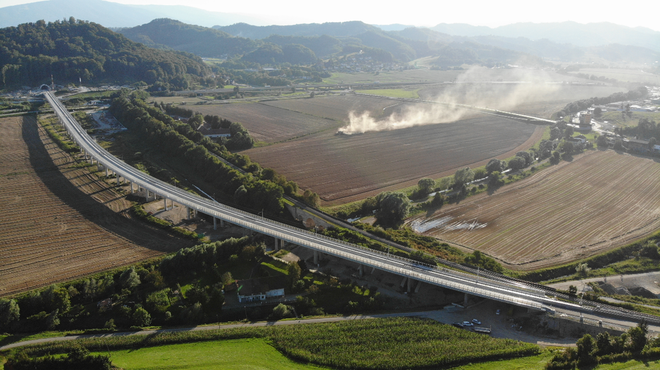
[44,91,660,326]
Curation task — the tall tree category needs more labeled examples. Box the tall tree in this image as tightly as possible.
[376,192,411,227]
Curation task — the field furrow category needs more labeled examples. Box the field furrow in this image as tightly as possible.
[0,116,186,297]
[412,150,660,270]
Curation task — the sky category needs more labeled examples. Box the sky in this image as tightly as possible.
[1,0,659,31]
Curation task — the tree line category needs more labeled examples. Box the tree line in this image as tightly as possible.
[156,102,254,151]
[109,93,319,214]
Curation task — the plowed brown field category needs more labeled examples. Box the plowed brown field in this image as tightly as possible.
[410,150,660,270]
[0,116,186,297]
[191,102,340,143]
[245,114,543,205]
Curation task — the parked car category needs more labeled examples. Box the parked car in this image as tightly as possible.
[462,321,473,327]
[452,322,464,328]
[472,319,481,325]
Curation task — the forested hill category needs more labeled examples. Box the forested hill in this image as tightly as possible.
[0,18,211,90]
[118,18,260,58]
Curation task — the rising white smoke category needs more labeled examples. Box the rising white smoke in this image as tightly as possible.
[337,65,562,135]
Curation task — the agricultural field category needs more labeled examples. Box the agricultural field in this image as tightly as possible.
[409,150,660,270]
[0,116,184,297]
[246,113,543,205]
[190,101,341,143]
[262,94,406,121]
[4,317,538,370]
[567,68,660,85]
[599,110,660,129]
[417,82,626,118]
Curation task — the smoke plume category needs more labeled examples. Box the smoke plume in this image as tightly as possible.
[337,65,562,135]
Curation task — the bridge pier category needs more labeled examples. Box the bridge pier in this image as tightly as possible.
[213,217,217,230]
[400,276,408,289]
[414,281,421,293]
[105,167,109,177]
[187,207,196,220]
[130,181,135,194]
[464,293,469,307]
[371,266,376,274]
[313,250,319,265]
[407,277,414,293]
[273,238,279,251]
[358,265,363,277]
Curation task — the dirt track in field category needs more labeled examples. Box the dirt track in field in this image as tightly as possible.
[0,116,188,297]
[410,150,660,271]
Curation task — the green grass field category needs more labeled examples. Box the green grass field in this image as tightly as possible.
[355,88,419,98]
[94,339,327,370]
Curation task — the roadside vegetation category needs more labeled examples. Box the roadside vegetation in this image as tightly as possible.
[0,237,390,337]
[547,323,660,369]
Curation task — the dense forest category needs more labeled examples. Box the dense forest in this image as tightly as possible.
[0,18,211,90]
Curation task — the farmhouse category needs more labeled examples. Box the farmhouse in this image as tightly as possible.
[236,277,286,303]
[624,138,651,154]
[567,135,588,149]
[198,122,231,138]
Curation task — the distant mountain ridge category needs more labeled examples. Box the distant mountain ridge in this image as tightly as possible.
[2,0,658,66]
[431,22,660,52]
[0,0,264,28]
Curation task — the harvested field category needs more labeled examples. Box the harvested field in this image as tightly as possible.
[418,83,625,118]
[410,150,660,270]
[0,116,186,297]
[245,114,543,205]
[262,94,409,121]
[190,102,340,143]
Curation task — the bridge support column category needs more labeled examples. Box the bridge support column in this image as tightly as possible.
[358,265,363,277]
[130,181,135,193]
[105,167,109,177]
[187,207,195,220]
[400,276,408,289]
[213,217,217,230]
[274,238,279,251]
[313,250,319,265]
[220,219,224,227]
[407,278,414,293]
[414,281,421,293]
[371,266,376,274]
[464,293,469,307]
[163,198,168,211]
[280,239,285,249]
[145,189,150,202]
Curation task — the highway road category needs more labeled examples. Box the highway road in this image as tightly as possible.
[43,91,660,328]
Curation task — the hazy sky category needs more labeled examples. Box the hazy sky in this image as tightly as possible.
[2,0,659,31]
